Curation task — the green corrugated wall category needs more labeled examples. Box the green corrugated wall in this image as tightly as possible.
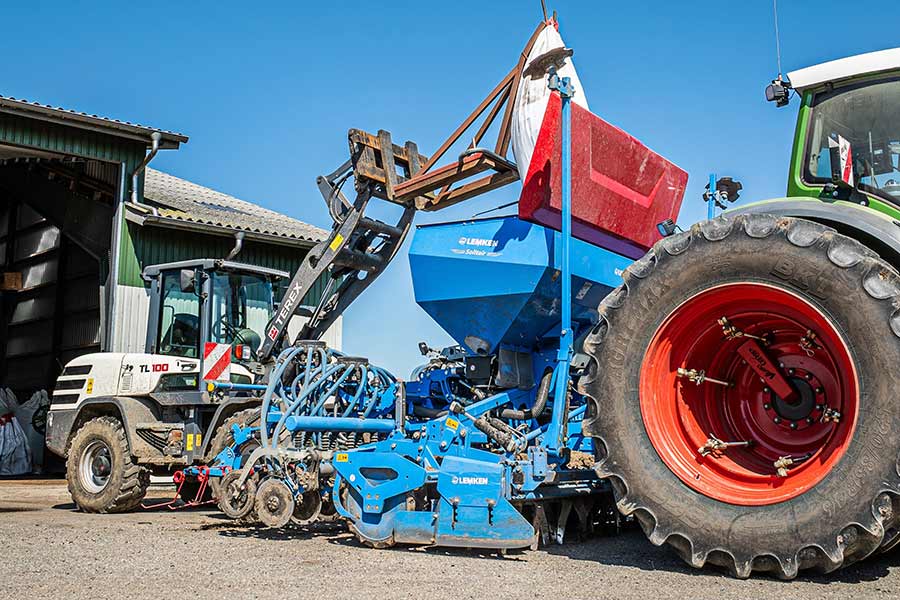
[120,223,327,305]
[0,111,326,305]
[0,113,145,171]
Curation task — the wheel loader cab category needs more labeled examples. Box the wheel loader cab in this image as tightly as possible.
[143,259,287,380]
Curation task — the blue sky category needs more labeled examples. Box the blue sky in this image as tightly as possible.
[3,1,899,375]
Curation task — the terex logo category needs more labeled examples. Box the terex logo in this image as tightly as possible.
[275,282,304,327]
[451,475,489,486]
[458,237,498,248]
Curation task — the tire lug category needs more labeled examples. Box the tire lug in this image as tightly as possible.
[773,417,782,424]
[816,387,824,394]
[815,404,824,411]
[806,417,814,425]
[788,368,795,375]
[789,422,798,430]
[763,387,770,393]
[763,403,772,410]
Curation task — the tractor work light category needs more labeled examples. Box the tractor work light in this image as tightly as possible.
[765,78,792,107]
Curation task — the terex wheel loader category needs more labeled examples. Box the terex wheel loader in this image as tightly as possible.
[45,259,288,512]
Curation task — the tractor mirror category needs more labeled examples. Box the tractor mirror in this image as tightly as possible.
[179,269,196,294]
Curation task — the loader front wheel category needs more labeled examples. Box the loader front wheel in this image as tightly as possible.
[205,408,260,499]
[581,214,900,578]
[66,416,149,513]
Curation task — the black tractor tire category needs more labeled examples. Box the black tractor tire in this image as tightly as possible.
[66,416,149,513]
[205,408,261,499]
[581,214,900,578]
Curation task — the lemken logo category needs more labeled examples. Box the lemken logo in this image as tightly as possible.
[458,237,499,248]
[451,475,489,486]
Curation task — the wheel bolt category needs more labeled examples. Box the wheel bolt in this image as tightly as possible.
[815,404,823,411]
[779,363,785,368]
[763,387,770,393]
[816,387,824,394]
[790,422,798,430]
[774,417,782,424]
[805,373,812,380]
[788,368,795,375]
[763,403,771,410]
[806,417,814,424]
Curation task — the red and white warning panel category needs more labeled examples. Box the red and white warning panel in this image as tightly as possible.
[202,342,232,382]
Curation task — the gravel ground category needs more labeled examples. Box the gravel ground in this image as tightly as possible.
[1,479,898,600]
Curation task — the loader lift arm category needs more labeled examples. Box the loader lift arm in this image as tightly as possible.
[257,21,551,362]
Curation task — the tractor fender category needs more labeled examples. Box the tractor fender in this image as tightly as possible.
[198,398,261,458]
[731,199,900,271]
[47,396,160,459]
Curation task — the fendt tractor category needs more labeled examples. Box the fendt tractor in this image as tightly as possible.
[45,256,291,511]
[52,15,900,579]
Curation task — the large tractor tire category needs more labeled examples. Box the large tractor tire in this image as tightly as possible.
[66,416,149,513]
[581,214,900,578]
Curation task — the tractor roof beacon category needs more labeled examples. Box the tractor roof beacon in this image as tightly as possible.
[582,47,900,578]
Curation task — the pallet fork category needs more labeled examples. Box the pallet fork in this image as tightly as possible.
[258,21,552,361]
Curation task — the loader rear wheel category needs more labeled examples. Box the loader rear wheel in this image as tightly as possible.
[66,416,149,513]
[581,214,900,578]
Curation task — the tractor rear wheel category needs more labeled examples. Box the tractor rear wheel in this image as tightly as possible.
[581,214,900,578]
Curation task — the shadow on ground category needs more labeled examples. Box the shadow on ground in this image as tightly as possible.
[545,529,900,584]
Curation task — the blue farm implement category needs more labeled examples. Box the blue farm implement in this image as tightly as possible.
[181,36,687,548]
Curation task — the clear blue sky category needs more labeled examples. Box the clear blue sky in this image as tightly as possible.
[3,1,898,376]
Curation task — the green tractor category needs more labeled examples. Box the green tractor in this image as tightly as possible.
[582,48,900,577]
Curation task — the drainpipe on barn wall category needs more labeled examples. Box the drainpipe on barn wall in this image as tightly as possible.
[105,162,127,351]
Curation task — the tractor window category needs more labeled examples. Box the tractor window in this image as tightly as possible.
[157,271,201,358]
[804,77,900,202]
[209,272,274,356]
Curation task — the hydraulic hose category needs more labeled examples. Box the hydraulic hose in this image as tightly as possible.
[498,370,553,421]
[412,405,448,419]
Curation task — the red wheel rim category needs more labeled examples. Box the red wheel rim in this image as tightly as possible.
[640,283,858,506]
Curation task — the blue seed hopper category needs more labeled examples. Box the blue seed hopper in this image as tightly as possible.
[409,215,633,356]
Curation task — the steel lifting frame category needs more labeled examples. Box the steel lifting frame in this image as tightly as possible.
[258,21,554,360]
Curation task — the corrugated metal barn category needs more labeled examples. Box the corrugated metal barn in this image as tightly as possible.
[0,95,330,400]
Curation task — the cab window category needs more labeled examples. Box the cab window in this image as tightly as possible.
[157,271,200,358]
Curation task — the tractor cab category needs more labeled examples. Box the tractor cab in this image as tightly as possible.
[768,48,900,209]
[142,259,287,383]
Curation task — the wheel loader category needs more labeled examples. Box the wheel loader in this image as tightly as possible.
[45,258,289,512]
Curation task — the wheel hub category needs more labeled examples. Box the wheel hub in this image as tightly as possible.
[769,375,818,424]
[79,440,112,494]
[640,283,858,506]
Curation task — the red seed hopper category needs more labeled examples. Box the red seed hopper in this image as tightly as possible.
[518,92,688,259]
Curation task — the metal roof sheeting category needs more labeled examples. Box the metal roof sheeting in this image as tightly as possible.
[0,94,188,147]
[138,168,327,244]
